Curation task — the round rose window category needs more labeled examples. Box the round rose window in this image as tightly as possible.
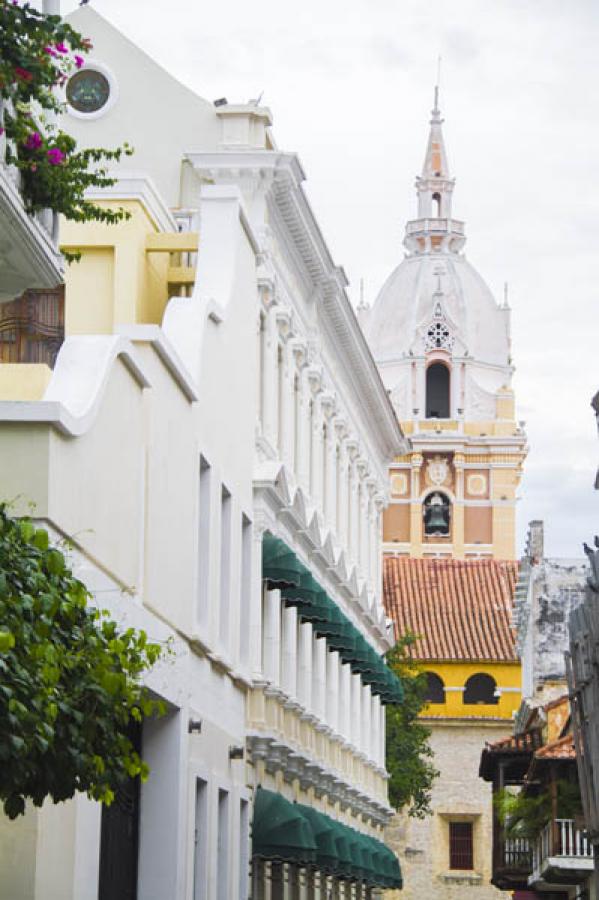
[66,69,111,114]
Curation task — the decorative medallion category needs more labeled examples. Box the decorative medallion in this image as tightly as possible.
[466,473,488,496]
[426,455,450,487]
[391,472,408,496]
[66,69,111,114]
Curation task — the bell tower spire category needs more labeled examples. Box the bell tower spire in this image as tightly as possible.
[404,86,466,256]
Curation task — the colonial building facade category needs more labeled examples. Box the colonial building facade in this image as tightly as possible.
[362,92,527,899]
[0,6,405,899]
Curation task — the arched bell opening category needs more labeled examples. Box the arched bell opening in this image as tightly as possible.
[425,361,450,418]
[423,491,451,538]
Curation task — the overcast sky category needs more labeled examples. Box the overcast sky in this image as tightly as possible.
[61,0,599,558]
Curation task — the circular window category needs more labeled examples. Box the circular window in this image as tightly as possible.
[66,69,111,114]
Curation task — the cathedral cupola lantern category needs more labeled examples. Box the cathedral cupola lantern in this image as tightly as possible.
[405,87,465,256]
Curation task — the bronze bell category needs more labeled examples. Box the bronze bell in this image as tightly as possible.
[424,494,450,535]
[427,504,448,531]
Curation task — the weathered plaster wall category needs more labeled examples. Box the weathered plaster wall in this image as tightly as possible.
[386,720,510,900]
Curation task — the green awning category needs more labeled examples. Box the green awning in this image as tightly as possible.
[263,534,305,589]
[252,790,403,888]
[295,804,339,874]
[262,534,404,705]
[252,788,317,865]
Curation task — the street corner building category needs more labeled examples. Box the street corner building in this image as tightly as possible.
[359,89,528,899]
[0,5,407,900]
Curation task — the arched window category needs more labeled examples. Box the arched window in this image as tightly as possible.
[432,191,441,217]
[426,362,450,418]
[425,672,445,704]
[463,673,498,705]
[423,491,451,537]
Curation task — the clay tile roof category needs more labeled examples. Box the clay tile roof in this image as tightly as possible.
[383,557,518,662]
[534,734,576,761]
[484,730,543,753]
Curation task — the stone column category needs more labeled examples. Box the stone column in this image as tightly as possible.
[262,305,278,448]
[453,452,465,556]
[281,604,298,700]
[297,621,313,712]
[313,635,327,722]
[280,338,295,469]
[362,684,372,760]
[351,672,362,751]
[326,649,340,733]
[296,366,311,492]
[263,589,282,686]
[410,453,423,556]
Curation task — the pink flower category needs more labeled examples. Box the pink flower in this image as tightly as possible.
[30,164,37,173]
[43,46,58,57]
[25,132,43,150]
[46,147,65,165]
[14,67,33,82]
[74,55,85,69]
[55,43,68,54]
[0,127,4,136]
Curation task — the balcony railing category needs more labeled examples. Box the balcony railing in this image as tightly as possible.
[405,217,465,236]
[492,835,532,889]
[531,819,593,886]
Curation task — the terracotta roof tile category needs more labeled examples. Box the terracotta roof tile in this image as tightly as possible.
[383,557,518,662]
[534,734,576,761]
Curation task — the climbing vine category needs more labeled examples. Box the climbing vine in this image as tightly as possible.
[0,505,165,819]
[0,1,132,224]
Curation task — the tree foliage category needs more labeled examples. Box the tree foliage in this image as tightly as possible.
[0,505,164,820]
[0,1,132,226]
[495,780,582,840]
[385,633,439,818]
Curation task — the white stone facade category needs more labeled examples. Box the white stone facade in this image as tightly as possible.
[0,6,405,900]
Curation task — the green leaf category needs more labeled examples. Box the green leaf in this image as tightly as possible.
[0,630,15,653]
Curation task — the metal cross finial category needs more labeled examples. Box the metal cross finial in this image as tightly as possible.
[434,56,442,113]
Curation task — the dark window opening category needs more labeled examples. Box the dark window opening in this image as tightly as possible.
[99,721,141,900]
[463,673,498,705]
[426,362,450,418]
[432,191,442,217]
[449,822,473,870]
[423,492,451,537]
[425,672,445,703]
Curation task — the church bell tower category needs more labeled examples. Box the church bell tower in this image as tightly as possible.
[364,92,527,560]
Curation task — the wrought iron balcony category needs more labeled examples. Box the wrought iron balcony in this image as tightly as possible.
[531,819,593,887]
[0,100,63,303]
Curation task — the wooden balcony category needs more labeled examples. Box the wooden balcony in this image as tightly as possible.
[530,819,594,888]
[0,287,64,367]
[492,836,532,890]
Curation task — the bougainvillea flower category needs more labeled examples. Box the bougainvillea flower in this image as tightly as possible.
[30,164,37,172]
[25,132,43,150]
[55,43,68,54]
[43,46,58,57]
[14,67,33,82]
[74,55,85,69]
[47,147,65,165]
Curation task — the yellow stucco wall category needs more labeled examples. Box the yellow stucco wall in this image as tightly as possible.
[61,199,171,334]
[421,661,521,720]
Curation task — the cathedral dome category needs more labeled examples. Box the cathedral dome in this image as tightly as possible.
[365,251,510,368]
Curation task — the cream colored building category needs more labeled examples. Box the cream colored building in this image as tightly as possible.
[0,5,406,899]
[361,90,527,899]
